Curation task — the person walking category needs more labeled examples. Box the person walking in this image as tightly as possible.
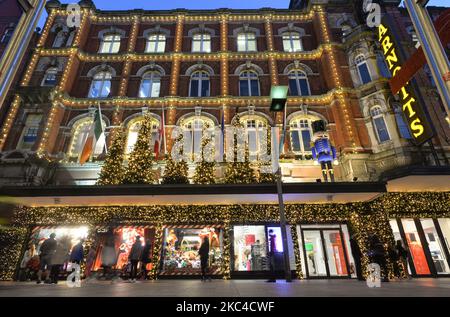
[396,240,410,279]
[266,229,277,283]
[140,239,152,280]
[101,235,117,280]
[49,237,71,284]
[128,236,143,283]
[36,233,57,284]
[199,236,211,282]
[349,234,364,281]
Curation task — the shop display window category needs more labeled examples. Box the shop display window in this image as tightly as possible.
[297,224,353,278]
[90,226,155,273]
[401,219,431,275]
[420,219,450,274]
[161,227,223,275]
[233,225,268,271]
[438,219,450,255]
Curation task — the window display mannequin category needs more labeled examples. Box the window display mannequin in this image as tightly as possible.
[311,120,337,183]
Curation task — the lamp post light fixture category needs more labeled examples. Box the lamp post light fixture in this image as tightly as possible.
[270,85,292,282]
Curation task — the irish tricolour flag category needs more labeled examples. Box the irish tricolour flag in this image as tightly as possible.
[80,108,104,165]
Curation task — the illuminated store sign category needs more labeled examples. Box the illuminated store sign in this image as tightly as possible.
[378,20,434,145]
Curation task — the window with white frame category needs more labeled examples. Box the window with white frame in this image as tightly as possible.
[125,118,160,154]
[53,30,66,48]
[237,32,257,52]
[282,32,303,52]
[146,33,166,53]
[289,118,314,155]
[355,54,372,85]
[241,116,268,156]
[370,106,390,143]
[192,33,211,53]
[239,70,260,96]
[181,116,215,160]
[393,105,411,139]
[16,114,42,150]
[288,70,310,96]
[189,71,210,97]
[99,34,121,54]
[67,118,106,161]
[41,67,58,86]
[88,71,112,98]
[139,71,161,98]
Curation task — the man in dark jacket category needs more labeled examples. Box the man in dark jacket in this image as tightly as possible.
[199,236,210,282]
[128,236,143,282]
[70,239,84,264]
[37,233,57,284]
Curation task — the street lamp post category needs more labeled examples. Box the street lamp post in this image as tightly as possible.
[270,86,292,282]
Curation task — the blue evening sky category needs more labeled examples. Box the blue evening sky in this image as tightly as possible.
[37,0,449,28]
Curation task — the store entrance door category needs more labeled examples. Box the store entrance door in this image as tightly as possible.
[301,228,351,278]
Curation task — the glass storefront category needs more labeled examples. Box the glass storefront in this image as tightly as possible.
[389,218,450,277]
[297,224,354,278]
[161,227,223,276]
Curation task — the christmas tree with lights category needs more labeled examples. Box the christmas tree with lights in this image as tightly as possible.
[96,128,126,185]
[162,132,190,184]
[122,115,156,184]
[193,131,216,184]
[224,114,256,184]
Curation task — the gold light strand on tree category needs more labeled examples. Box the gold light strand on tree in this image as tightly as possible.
[149,225,163,280]
[290,225,304,279]
[97,128,126,185]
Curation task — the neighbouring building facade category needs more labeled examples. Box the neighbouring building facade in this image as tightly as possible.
[0,0,449,282]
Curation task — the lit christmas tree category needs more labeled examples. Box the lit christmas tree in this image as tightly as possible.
[96,128,126,185]
[162,133,189,184]
[224,114,257,184]
[122,115,156,184]
[193,131,216,184]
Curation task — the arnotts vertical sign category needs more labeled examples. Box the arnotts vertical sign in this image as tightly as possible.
[378,18,434,145]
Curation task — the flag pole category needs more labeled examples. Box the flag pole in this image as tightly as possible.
[97,102,108,154]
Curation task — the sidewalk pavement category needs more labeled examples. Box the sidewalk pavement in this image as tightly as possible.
[0,278,450,297]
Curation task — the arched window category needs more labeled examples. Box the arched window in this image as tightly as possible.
[88,71,112,98]
[237,32,257,52]
[240,115,268,156]
[67,117,106,162]
[192,33,211,53]
[99,34,121,54]
[239,70,260,96]
[376,52,391,78]
[370,106,390,143]
[189,71,210,97]
[289,117,315,156]
[125,117,160,154]
[139,71,161,98]
[53,30,66,48]
[282,32,303,52]
[41,67,58,86]
[355,54,372,85]
[180,116,215,160]
[146,33,166,53]
[288,70,310,96]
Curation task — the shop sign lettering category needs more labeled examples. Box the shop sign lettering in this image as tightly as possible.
[378,22,434,145]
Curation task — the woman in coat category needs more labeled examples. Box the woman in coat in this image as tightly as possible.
[199,236,211,282]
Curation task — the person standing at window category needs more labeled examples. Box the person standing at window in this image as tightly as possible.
[199,236,211,282]
[36,233,57,284]
[128,236,143,283]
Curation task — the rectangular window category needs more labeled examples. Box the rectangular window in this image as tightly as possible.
[250,79,260,96]
[299,78,310,96]
[394,110,411,139]
[358,63,372,85]
[146,34,166,53]
[401,219,431,275]
[201,79,210,97]
[233,225,268,271]
[420,219,450,274]
[374,117,390,143]
[289,79,299,96]
[161,227,223,276]
[291,131,301,152]
[239,80,249,96]
[190,80,199,97]
[301,130,311,151]
[17,114,42,150]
